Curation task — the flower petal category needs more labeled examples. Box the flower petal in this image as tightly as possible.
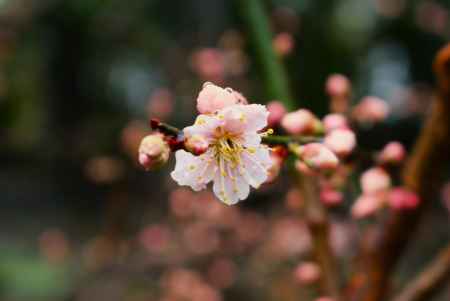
[171,150,216,191]
[238,146,271,188]
[183,114,222,141]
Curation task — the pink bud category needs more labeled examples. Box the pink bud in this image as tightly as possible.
[378,141,406,165]
[273,32,295,56]
[281,109,322,135]
[387,187,420,210]
[360,167,391,195]
[293,261,321,285]
[352,96,390,123]
[325,74,351,98]
[191,48,225,82]
[351,194,383,219]
[324,129,356,157]
[266,153,284,183]
[322,114,349,132]
[296,143,339,171]
[320,187,344,206]
[138,134,170,170]
[267,101,287,127]
[196,82,239,114]
[185,134,209,155]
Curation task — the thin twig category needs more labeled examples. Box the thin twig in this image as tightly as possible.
[296,173,341,299]
[392,243,450,301]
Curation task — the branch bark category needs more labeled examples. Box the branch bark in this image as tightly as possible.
[296,174,341,299]
[392,243,450,301]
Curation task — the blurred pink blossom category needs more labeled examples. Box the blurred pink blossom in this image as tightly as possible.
[387,187,420,210]
[352,96,390,124]
[320,187,344,206]
[273,32,295,56]
[324,129,356,157]
[360,167,391,195]
[183,222,220,256]
[191,48,225,82]
[147,88,174,120]
[139,224,172,254]
[351,194,383,219]
[169,188,197,219]
[378,141,406,165]
[267,101,287,127]
[285,188,304,211]
[322,113,349,133]
[325,74,351,98]
[207,257,237,289]
[293,261,321,285]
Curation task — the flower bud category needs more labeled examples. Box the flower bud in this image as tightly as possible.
[267,101,287,127]
[196,82,239,114]
[387,187,420,210]
[293,261,321,285]
[324,129,356,157]
[185,134,209,155]
[322,114,349,133]
[138,134,170,170]
[320,187,344,206]
[266,153,283,183]
[273,32,295,56]
[281,109,323,135]
[360,167,391,195]
[378,141,406,165]
[352,96,390,124]
[295,143,339,171]
[325,74,351,98]
[351,194,383,219]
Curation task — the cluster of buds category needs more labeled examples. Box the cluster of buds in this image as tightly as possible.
[351,141,419,218]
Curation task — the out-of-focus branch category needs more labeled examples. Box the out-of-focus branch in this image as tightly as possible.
[238,0,295,109]
[392,243,450,301]
[296,174,341,299]
[348,43,450,301]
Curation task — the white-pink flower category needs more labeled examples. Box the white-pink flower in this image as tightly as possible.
[171,104,271,205]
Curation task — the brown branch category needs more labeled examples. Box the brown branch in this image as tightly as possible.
[392,243,450,301]
[347,43,450,301]
[296,174,341,299]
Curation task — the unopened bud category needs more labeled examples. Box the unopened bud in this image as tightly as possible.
[185,134,209,155]
[281,109,322,135]
[352,96,390,124]
[294,143,339,171]
[360,167,391,195]
[351,194,383,219]
[267,101,287,127]
[387,187,420,210]
[378,141,406,165]
[324,129,356,157]
[138,134,170,170]
[325,74,351,98]
[293,261,321,285]
[322,114,349,133]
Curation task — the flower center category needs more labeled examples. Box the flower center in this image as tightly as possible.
[214,135,243,166]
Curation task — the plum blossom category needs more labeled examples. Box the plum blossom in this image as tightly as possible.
[171,103,272,205]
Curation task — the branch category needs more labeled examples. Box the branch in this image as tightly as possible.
[347,43,450,301]
[392,243,450,301]
[149,118,321,146]
[296,173,341,299]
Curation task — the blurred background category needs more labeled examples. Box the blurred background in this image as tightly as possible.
[0,0,449,300]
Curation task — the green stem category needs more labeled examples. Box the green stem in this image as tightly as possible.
[238,0,295,109]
